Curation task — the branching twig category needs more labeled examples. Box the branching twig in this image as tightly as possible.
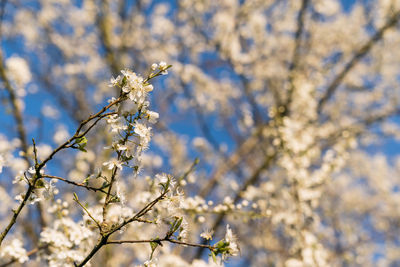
[42,175,109,194]
[0,96,124,246]
[106,237,214,250]
[76,190,169,266]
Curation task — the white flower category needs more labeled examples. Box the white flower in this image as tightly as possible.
[128,85,146,104]
[118,69,154,105]
[155,173,175,188]
[133,122,152,148]
[0,239,28,263]
[103,158,123,170]
[146,111,159,124]
[144,83,154,92]
[121,69,137,81]
[107,97,120,112]
[167,189,185,215]
[116,181,126,205]
[122,83,131,93]
[178,217,189,241]
[200,228,214,240]
[159,61,168,75]
[43,179,59,199]
[134,122,151,137]
[109,75,122,87]
[123,142,138,158]
[151,63,158,70]
[116,143,128,151]
[107,114,127,133]
[28,166,36,174]
[12,171,25,184]
[159,61,167,69]
[14,194,24,203]
[15,191,42,205]
[224,224,239,257]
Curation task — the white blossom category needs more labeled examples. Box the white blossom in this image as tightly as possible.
[200,228,214,240]
[146,111,159,124]
[159,61,168,74]
[103,158,123,170]
[134,122,152,148]
[151,63,158,70]
[109,75,122,87]
[224,224,239,258]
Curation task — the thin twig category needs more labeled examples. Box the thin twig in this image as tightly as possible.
[73,194,102,232]
[0,96,124,246]
[42,175,109,194]
[106,238,214,250]
[102,165,119,221]
[77,190,169,266]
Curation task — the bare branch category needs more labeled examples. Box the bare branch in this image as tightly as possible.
[42,174,109,194]
[107,238,214,250]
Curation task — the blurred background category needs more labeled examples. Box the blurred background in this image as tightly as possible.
[1,0,400,266]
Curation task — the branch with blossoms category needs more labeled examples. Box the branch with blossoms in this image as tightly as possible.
[0,63,239,266]
[76,174,239,266]
[75,63,237,266]
[104,224,239,266]
[0,90,124,246]
[0,65,160,240]
[0,62,172,247]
